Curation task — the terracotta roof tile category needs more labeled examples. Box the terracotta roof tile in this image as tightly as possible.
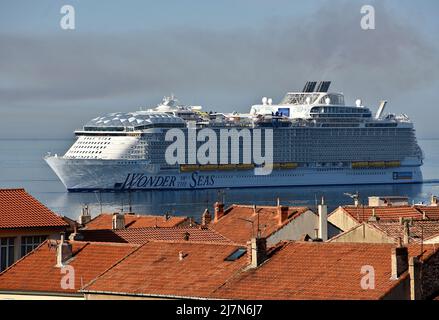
[80,227,233,244]
[210,242,438,300]
[82,241,248,298]
[84,213,188,230]
[369,219,439,242]
[0,240,138,294]
[210,205,310,245]
[415,206,439,220]
[340,206,423,223]
[0,189,68,229]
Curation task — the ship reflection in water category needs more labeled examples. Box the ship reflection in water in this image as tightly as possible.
[45,182,439,221]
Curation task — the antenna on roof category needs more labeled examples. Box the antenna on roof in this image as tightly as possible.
[94,191,103,214]
[128,191,132,213]
[217,189,226,204]
[314,194,318,213]
[238,217,255,238]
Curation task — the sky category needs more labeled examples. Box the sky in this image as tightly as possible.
[1,0,439,138]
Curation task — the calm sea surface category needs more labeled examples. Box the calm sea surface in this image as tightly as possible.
[0,138,438,221]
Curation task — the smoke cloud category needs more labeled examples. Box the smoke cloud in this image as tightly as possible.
[0,0,438,138]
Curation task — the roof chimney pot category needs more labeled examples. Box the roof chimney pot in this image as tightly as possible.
[79,205,91,225]
[409,256,422,300]
[214,202,225,222]
[56,233,72,267]
[247,237,267,268]
[391,246,409,279]
[277,205,289,225]
[431,195,438,206]
[112,212,125,230]
[201,209,212,227]
[318,198,328,241]
[403,220,410,245]
[179,251,187,261]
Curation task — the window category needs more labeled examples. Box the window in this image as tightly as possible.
[225,248,247,261]
[20,235,46,257]
[0,237,15,271]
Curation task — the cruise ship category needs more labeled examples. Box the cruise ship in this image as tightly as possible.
[45,81,423,191]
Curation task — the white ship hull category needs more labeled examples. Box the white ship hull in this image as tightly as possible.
[46,157,423,191]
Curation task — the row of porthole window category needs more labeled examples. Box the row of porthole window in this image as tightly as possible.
[83,137,112,140]
[78,141,111,145]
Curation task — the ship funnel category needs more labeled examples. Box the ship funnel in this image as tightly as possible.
[375,100,387,119]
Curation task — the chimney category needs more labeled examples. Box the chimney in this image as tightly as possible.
[56,233,72,267]
[112,212,125,230]
[247,237,267,268]
[409,256,422,300]
[368,208,380,222]
[68,225,84,241]
[201,209,212,226]
[403,219,410,245]
[318,197,328,241]
[431,195,438,206]
[354,198,360,207]
[277,205,289,225]
[214,202,225,222]
[178,251,187,261]
[390,245,409,279]
[79,205,91,225]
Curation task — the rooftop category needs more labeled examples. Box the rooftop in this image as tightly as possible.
[368,219,439,243]
[0,189,68,230]
[83,213,189,230]
[209,204,311,245]
[210,242,438,300]
[415,206,439,220]
[337,205,424,223]
[80,226,233,244]
[82,241,248,299]
[0,240,138,295]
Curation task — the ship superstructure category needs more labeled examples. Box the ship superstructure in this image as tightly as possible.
[45,82,423,190]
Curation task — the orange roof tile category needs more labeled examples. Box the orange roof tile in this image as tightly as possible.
[82,241,248,298]
[84,213,189,230]
[0,189,68,229]
[369,219,439,243]
[0,240,138,295]
[340,206,423,223]
[210,242,438,300]
[209,205,310,245]
[80,227,233,244]
[415,206,439,220]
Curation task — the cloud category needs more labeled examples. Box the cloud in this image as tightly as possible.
[0,0,438,138]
